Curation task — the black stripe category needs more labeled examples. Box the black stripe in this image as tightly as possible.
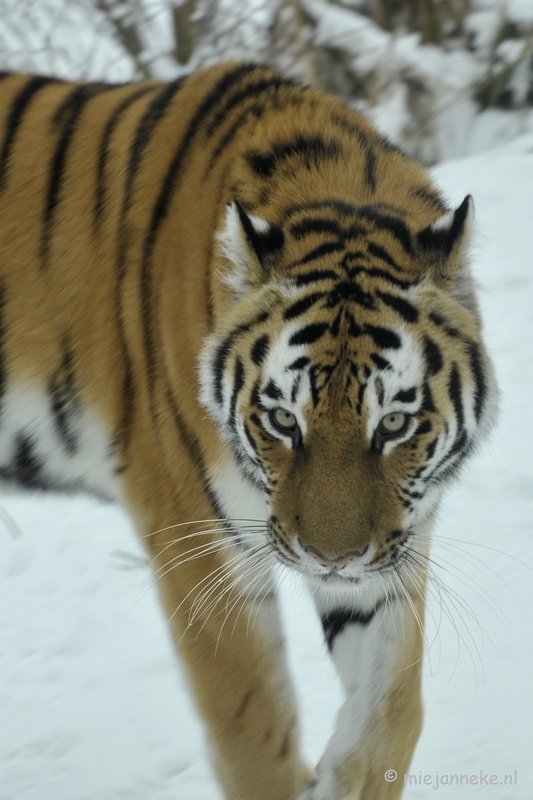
[429,311,460,337]
[362,267,417,291]
[12,433,44,489]
[264,379,283,400]
[424,364,469,484]
[355,381,367,415]
[423,335,443,376]
[367,242,401,271]
[229,358,245,430]
[205,102,264,174]
[250,411,264,430]
[41,82,113,267]
[356,206,412,253]
[309,367,320,407]
[113,351,136,458]
[133,248,231,529]
[411,186,447,214]
[415,419,432,436]
[289,217,343,239]
[291,376,301,403]
[342,264,417,291]
[343,223,369,241]
[164,386,228,525]
[214,335,239,407]
[213,312,269,406]
[346,311,362,338]
[243,420,259,460]
[327,280,375,310]
[365,325,401,350]
[113,78,186,449]
[289,323,329,347]
[425,438,438,462]
[388,528,404,540]
[94,84,156,232]
[0,76,58,191]
[247,136,341,179]
[48,339,80,455]
[330,310,342,337]
[117,78,186,278]
[288,356,310,371]
[448,363,464,428]
[284,199,359,220]
[421,381,436,413]
[251,334,270,366]
[292,241,345,268]
[284,292,324,320]
[205,73,297,138]
[354,127,376,190]
[250,381,261,409]
[466,341,487,422]
[364,147,376,190]
[138,67,260,400]
[136,188,230,524]
[370,353,391,370]
[40,83,117,267]
[294,269,339,287]
[321,605,380,651]
[428,429,469,484]
[375,290,418,323]
[392,387,416,403]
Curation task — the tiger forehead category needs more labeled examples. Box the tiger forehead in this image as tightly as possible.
[248,293,415,412]
[282,205,418,273]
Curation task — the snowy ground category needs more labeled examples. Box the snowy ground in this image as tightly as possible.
[1,138,533,800]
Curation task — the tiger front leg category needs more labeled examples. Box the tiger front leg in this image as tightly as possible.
[299,587,424,800]
[143,517,311,800]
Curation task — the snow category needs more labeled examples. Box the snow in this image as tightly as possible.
[0,0,134,82]
[1,139,533,799]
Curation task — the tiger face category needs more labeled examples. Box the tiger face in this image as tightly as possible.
[200,193,498,597]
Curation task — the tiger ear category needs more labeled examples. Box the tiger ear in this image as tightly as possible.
[417,195,477,310]
[217,201,284,295]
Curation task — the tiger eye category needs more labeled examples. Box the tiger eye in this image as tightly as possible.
[380,412,408,434]
[271,408,298,432]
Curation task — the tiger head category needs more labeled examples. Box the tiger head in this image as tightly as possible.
[200,196,498,595]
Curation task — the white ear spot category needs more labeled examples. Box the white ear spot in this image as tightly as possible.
[216,202,275,296]
[431,196,474,248]
[418,196,478,314]
[247,213,271,234]
[216,202,251,295]
[430,208,455,231]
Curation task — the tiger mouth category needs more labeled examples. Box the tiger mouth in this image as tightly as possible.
[319,572,361,584]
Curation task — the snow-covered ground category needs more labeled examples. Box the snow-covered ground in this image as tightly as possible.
[1,137,533,800]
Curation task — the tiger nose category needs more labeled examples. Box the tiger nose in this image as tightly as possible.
[304,544,369,571]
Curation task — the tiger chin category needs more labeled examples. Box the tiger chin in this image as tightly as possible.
[0,63,497,799]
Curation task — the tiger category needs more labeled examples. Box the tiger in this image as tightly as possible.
[0,62,498,800]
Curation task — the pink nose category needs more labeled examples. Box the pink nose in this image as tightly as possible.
[304,545,367,571]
